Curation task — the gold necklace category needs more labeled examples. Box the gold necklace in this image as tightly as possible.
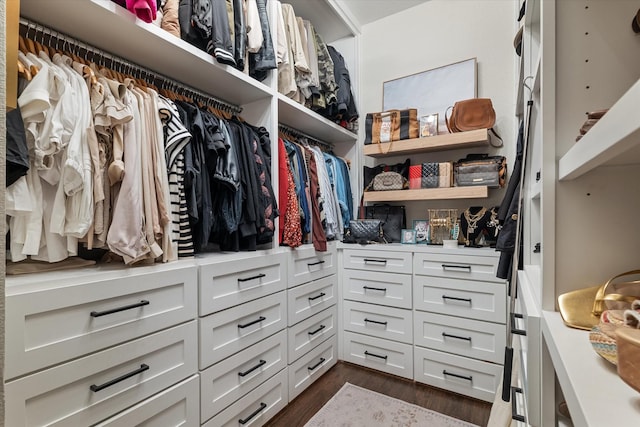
[464,207,487,244]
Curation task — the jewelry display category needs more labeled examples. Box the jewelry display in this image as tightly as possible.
[428,209,459,244]
[460,206,488,247]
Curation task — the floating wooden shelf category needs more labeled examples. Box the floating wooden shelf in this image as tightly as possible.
[362,186,488,202]
[363,129,489,158]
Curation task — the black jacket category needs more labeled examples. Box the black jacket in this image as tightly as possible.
[249,0,277,81]
[326,46,358,122]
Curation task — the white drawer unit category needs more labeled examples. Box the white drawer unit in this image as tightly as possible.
[414,311,505,364]
[414,346,502,402]
[287,275,337,326]
[288,243,337,288]
[94,375,199,427]
[343,331,413,380]
[343,249,413,274]
[199,291,287,369]
[202,369,288,427]
[200,330,287,423]
[413,251,500,283]
[199,252,286,316]
[413,275,507,323]
[288,305,337,362]
[6,266,197,380]
[343,300,413,344]
[288,335,338,401]
[342,268,412,309]
[6,321,198,427]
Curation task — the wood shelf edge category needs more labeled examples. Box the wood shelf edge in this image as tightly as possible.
[363,129,489,158]
[362,186,489,202]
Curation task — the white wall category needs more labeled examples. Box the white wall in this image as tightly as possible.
[359,0,516,222]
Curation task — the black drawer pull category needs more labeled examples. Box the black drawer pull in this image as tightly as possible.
[443,370,472,382]
[308,357,326,371]
[442,332,472,342]
[90,364,149,392]
[308,324,326,336]
[90,300,149,317]
[238,359,266,377]
[442,295,472,304]
[511,312,527,336]
[364,350,388,360]
[307,260,325,266]
[511,386,526,422]
[442,264,472,271]
[308,292,326,301]
[238,316,266,329]
[239,402,267,425]
[364,258,387,265]
[364,318,388,326]
[363,286,387,293]
[237,273,266,283]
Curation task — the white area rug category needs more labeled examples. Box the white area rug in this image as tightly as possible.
[304,383,479,427]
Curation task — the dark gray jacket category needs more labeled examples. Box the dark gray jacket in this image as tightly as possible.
[249,0,276,81]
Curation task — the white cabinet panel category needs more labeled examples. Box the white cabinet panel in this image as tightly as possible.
[342,269,412,309]
[287,306,337,362]
[343,300,413,344]
[288,335,337,401]
[287,275,336,326]
[413,252,500,283]
[288,243,337,288]
[343,249,412,274]
[342,331,413,380]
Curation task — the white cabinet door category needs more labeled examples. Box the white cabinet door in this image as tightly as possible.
[343,300,413,344]
[342,268,412,309]
[287,306,337,362]
[288,335,338,401]
[413,252,500,283]
[288,243,337,288]
[342,249,413,274]
[342,331,413,380]
[287,275,337,326]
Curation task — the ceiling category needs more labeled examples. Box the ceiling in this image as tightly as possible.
[337,0,428,28]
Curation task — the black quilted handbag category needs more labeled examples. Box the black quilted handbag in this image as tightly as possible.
[343,219,385,244]
[364,204,406,243]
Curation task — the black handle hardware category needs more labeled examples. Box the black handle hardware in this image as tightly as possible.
[237,273,266,283]
[363,286,387,293]
[364,318,388,326]
[443,370,472,382]
[308,292,326,301]
[90,364,149,392]
[364,350,388,360]
[442,295,472,304]
[511,387,526,422]
[307,260,325,266]
[441,264,472,271]
[511,312,527,336]
[442,332,472,341]
[90,300,149,317]
[364,258,387,265]
[238,359,266,377]
[238,316,266,329]
[535,170,541,182]
[307,357,326,371]
[533,243,541,253]
[308,324,326,336]
[239,402,267,425]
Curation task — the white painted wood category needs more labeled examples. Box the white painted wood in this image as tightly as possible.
[287,306,337,362]
[288,243,337,288]
[286,275,337,326]
[342,268,413,309]
[342,248,413,274]
[413,251,501,283]
[5,321,198,427]
[342,331,413,380]
[94,375,199,427]
[6,266,197,380]
[199,292,287,369]
[200,330,287,423]
[288,335,338,402]
[343,300,413,345]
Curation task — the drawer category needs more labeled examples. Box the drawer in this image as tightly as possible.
[288,244,337,288]
[288,306,337,362]
[199,252,286,316]
[6,321,198,427]
[202,369,288,427]
[288,335,338,401]
[200,292,287,369]
[94,374,199,427]
[414,346,502,402]
[414,275,507,323]
[413,252,500,282]
[342,331,413,380]
[343,300,413,344]
[287,275,337,326]
[200,330,287,422]
[414,311,505,364]
[343,249,412,274]
[6,266,197,380]
[342,269,412,309]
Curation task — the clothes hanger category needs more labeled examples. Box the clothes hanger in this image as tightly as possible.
[17,58,32,81]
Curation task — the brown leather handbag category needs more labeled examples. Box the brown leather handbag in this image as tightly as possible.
[445,98,503,146]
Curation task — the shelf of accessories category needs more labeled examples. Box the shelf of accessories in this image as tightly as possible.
[363,129,489,158]
[362,186,488,203]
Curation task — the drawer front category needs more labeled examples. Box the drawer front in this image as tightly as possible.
[343,249,412,274]
[200,330,287,422]
[202,369,288,427]
[288,244,337,288]
[342,269,412,309]
[288,335,337,401]
[94,375,199,427]
[287,275,337,326]
[414,346,502,402]
[342,331,413,380]
[199,253,286,316]
[6,266,197,380]
[414,276,507,323]
[200,292,287,369]
[414,311,505,364]
[413,252,500,282]
[6,321,198,427]
[288,306,337,362]
[343,300,413,344]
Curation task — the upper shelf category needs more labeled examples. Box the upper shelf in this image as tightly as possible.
[363,129,489,158]
[286,0,358,43]
[362,186,488,203]
[19,0,272,107]
[558,78,640,180]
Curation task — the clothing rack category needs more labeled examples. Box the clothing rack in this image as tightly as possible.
[278,124,334,150]
[18,17,243,115]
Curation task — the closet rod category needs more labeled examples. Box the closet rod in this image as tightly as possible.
[19,17,243,115]
[278,124,334,150]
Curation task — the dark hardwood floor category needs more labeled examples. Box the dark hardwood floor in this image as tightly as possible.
[265,361,491,427]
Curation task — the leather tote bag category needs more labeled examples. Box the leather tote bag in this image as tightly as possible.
[364,204,406,243]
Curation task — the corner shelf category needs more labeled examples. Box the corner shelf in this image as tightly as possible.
[362,186,488,203]
[363,129,489,158]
